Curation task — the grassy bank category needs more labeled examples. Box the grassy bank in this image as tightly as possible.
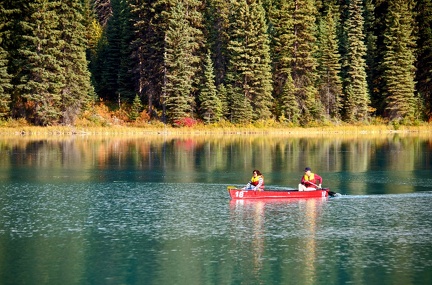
[0,122,431,137]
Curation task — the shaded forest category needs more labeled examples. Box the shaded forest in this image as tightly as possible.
[0,0,431,126]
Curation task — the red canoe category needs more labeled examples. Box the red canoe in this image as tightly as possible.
[227,186,331,199]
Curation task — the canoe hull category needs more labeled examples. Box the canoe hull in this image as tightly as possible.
[228,188,329,199]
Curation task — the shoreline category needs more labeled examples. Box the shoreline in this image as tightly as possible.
[0,124,431,137]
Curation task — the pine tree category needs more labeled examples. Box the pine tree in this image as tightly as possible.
[363,0,378,116]
[416,0,432,119]
[199,50,222,123]
[280,73,300,123]
[129,94,143,120]
[368,0,388,116]
[96,0,123,101]
[129,0,165,118]
[226,0,253,123]
[93,0,113,27]
[217,83,230,119]
[116,0,136,102]
[226,0,273,123]
[204,0,230,86]
[382,0,417,121]
[290,0,320,124]
[251,0,274,120]
[163,0,203,123]
[0,3,12,118]
[15,0,65,125]
[316,2,342,120]
[268,0,300,123]
[57,0,94,125]
[342,0,369,122]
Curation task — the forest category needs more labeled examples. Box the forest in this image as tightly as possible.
[0,0,431,126]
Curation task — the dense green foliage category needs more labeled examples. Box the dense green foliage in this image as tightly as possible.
[0,0,431,126]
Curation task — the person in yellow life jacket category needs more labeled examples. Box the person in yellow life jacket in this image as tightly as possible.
[242,169,265,191]
[299,167,323,191]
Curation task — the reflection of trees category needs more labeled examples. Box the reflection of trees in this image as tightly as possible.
[0,134,430,187]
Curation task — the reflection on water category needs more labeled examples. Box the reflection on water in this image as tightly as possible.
[0,134,432,284]
[0,133,431,194]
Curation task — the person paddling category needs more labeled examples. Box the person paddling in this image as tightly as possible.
[242,169,265,191]
[299,167,322,191]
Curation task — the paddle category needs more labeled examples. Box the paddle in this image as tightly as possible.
[306,180,321,189]
[306,181,337,197]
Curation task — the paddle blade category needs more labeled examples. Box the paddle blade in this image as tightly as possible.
[227,185,237,190]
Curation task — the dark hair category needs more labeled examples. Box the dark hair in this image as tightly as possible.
[253,169,262,175]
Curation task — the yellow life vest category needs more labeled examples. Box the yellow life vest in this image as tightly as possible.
[250,175,264,187]
[251,175,260,186]
[303,173,315,181]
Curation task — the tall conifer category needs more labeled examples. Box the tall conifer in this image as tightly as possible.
[57,0,94,124]
[226,0,253,123]
[342,0,369,122]
[117,0,136,102]
[163,0,203,123]
[130,0,165,118]
[416,0,432,119]
[226,0,273,123]
[291,0,320,124]
[16,0,65,125]
[199,50,222,123]
[248,0,273,120]
[363,0,378,116]
[96,0,123,101]
[0,3,12,118]
[268,0,300,123]
[382,0,417,121]
[316,2,342,120]
[204,0,230,86]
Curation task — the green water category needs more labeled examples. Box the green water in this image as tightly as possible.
[0,134,431,285]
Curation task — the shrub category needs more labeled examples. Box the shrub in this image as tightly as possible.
[173,117,199,127]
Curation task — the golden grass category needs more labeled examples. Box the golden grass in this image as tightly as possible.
[0,123,431,138]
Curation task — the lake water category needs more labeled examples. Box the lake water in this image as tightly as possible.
[0,133,431,285]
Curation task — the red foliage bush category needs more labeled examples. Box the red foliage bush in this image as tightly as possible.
[174,117,199,127]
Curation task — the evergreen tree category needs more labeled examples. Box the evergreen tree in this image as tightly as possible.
[316,2,342,120]
[226,0,273,123]
[248,0,273,120]
[130,0,165,118]
[129,94,143,120]
[416,0,432,119]
[93,0,113,27]
[342,0,369,122]
[15,0,65,125]
[95,0,123,101]
[199,50,222,123]
[363,0,378,116]
[204,0,230,86]
[369,0,388,116]
[163,0,203,123]
[226,0,253,123]
[382,0,417,121]
[290,0,320,124]
[268,0,300,123]
[116,0,136,102]
[217,83,229,119]
[0,46,11,118]
[57,0,94,124]
[279,73,300,123]
[0,3,12,118]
